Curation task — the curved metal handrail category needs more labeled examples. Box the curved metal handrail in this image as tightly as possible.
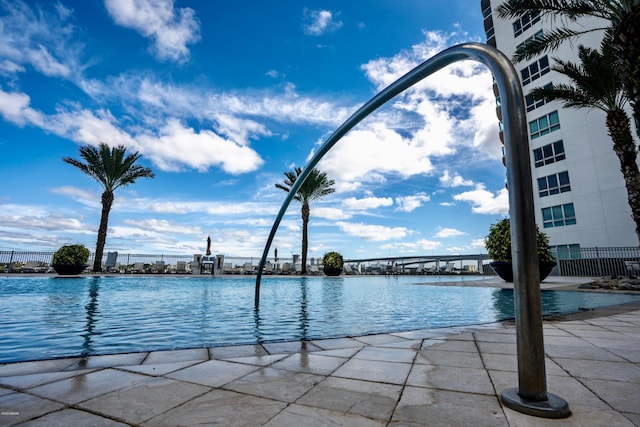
[254,42,569,418]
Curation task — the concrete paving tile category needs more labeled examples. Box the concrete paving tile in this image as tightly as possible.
[0,391,64,425]
[297,377,402,420]
[608,347,640,363]
[0,369,95,390]
[225,353,288,367]
[354,347,417,363]
[583,337,640,351]
[27,368,151,405]
[473,331,516,344]
[481,353,567,376]
[333,358,412,385]
[501,405,636,426]
[391,386,507,427]
[63,353,147,370]
[262,341,322,354]
[625,412,640,425]
[117,359,202,376]
[143,348,208,364]
[210,344,268,359]
[141,389,286,426]
[377,339,423,349]
[224,367,323,402]
[270,353,347,375]
[16,408,128,427]
[415,349,483,368]
[477,341,517,355]
[539,335,591,346]
[165,359,258,387]
[581,378,640,414]
[391,329,446,340]
[488,370,613,411]
[0,359,80,378]
[313,347,361,358]
[78,377,210,424]
[554,358,640,382]
[264,403,386,427]
[309,337,365,350]
[354,334,409,346]
[544,343,624,362]
[426,339,477,353]
[406,364,495,395]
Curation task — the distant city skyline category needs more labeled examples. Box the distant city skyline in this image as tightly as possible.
[0,1,508,259]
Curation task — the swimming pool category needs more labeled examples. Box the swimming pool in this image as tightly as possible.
[1,275,640,363]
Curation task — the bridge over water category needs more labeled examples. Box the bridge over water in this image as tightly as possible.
[343,253,491,274]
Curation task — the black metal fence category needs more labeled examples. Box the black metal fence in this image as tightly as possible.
[2,247,639,276]
[553,247,640,277]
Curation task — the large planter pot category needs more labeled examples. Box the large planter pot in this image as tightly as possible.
[490,260,557,283]
[52,264,87,275]
[323,267,343,276]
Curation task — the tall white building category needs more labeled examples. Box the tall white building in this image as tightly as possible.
[481,0,640,258]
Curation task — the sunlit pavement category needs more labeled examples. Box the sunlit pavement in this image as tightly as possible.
[1,277,639,426]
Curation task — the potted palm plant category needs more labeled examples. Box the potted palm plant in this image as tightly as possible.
[485,218,556,282]
[52,244,90,275]
[322,251,344,276]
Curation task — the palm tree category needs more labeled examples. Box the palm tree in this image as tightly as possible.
[528,42,640,243]
[275,167,335,274]
[497,0,640,126]
[63,143,155,272]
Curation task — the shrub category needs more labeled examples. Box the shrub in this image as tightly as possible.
[485,218,553,262]
[322,251,344,269]
[52,244,90,265]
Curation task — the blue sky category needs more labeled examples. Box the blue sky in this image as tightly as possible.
[0,0,509,260]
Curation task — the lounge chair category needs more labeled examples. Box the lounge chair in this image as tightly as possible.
[243,262,254,274]
[154,261,166,274]
[625,260,640,278]
[21,261,41,273]
[176,261,188,274]
[105,252,118,272]
[131,262,146,273]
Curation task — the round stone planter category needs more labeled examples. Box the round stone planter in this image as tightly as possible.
[490,260,557,283]
[52,264,87,275]
[323,267,343,276]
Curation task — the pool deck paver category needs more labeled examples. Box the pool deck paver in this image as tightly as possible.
[0,277,639,426]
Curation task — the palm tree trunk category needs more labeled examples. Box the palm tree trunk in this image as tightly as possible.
[606,108,640,245]
[301,203,309,274]
[93,190,114,272]
[613,5,640,131]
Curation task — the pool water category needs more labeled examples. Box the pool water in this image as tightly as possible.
[1,275,639,363]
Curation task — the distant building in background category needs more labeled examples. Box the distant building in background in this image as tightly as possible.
[480,0,640,258]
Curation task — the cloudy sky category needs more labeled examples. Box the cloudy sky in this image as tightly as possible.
[0,0,509,260]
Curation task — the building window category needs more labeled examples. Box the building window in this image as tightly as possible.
[513,11,541,38]
[533,140,565,167]
[521,56,550,85]
[552,244,581,260]
[538,171,571,197]
[529,110,560,139]
[525,82,552,112]
[516,30,544,52]
[542,203,576,228]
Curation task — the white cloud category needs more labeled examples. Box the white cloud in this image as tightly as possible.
[313,207,352,220]
[380,239,442,252]
[105,0,201,62]
[337,221,411,242]
[453,185,509,215]
[434,227,465,238]
[395,193,430,212]
[439,170,474,187]
[0,90,43,127]
[302,8,342,36]
[342,195,393,210]
[123,218,201,234]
